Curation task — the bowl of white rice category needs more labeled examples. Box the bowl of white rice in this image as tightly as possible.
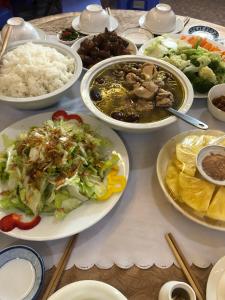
[0,40,82,109]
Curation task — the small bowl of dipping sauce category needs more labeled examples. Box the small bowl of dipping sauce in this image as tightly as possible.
[0,245,44,300]
[208,84,225,122]
[197,145,225,185]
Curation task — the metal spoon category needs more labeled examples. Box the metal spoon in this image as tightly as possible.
[167,107,208,130]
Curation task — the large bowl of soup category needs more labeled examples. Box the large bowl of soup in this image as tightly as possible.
[80,55,194,132]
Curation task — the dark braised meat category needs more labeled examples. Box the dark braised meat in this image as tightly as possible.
[78,28,132,69]
[155,88,174,108]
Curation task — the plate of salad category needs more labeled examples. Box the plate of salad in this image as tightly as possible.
[0,111,129,241]
[138,34,225,98]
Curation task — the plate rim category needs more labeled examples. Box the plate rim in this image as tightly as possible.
[0,112,129,241]
[206,256,225,300]
[139,14,184,35]
[72,15,118,35]
[0,245,45,300]
[48,280,127,300]
[156,129,225,231]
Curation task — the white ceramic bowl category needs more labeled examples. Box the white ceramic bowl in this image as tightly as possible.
[79,4,109,33]
[80,55,194,133]
[0,40,82,110]
[1,17,44,44]
[48,280,127,300]
[208,84,225,122]
[71,35,138,71]
[145,4,176,34]
[157,129,225,231]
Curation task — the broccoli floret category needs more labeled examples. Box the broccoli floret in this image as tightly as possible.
[199,66,217,84]
[185,71,215,93]
[163,54,190,70]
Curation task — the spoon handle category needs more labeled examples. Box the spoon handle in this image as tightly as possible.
[167,107,208,130]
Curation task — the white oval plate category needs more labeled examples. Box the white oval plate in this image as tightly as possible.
[156,129,225,231]
[48,280,127,300]
[207,256,225,300]
[0,112,129,241]
[139,33,225,99]
[139,14,184,35]
[72,15,118,35]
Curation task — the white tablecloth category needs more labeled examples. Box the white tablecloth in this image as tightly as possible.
[1,78,225,271]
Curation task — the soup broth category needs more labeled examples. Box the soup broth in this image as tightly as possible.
[90,62,184,123]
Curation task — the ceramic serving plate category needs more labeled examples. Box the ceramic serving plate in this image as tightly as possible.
[207,256,225,300]
[72,15,118,35]
[0,112,129,241]
[139,33,225,99]
[0,245,44,300]
[188,25,219,40]
[156,129,225,231]
[139,14,184,35]
[48,280,127,300]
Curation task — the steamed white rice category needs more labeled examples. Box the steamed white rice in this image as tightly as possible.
[0,42,75,98]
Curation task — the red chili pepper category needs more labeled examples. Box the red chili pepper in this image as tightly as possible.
[0,213,41,232]
[66,114,83,123]
[52,110,83,123]
[52,110,68,121]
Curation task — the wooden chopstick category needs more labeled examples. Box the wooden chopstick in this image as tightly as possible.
[0,25,12,61]
[165,233,205,300]
[42,235,77,300]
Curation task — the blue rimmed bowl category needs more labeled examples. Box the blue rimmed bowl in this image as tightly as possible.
[0,245,45,300]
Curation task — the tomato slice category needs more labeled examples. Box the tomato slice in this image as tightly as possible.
[0,214,41,232]
[52,110,83,123]
[52,110,68,121]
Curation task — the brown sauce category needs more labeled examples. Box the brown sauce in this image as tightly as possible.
[202,153,225,181]
[90,62,184,123]
[212,95,225,112]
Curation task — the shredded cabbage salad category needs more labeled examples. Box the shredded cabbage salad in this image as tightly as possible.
[0,118,123,219]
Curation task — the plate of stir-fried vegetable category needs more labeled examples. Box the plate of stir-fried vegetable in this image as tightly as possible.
[139,34,225,98]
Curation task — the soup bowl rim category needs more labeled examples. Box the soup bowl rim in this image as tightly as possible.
[80,55,194,132]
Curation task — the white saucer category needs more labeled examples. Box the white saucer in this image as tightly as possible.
[72,15,119,35]
[207,256,225,300]
[139,14,184,35]
[121,27,153,46]
[48,280,127,300]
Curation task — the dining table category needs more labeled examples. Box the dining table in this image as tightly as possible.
[1,9,225,300]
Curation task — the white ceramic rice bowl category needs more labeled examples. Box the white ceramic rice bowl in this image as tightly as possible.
[0,40,83,109]
[80,55,194,132]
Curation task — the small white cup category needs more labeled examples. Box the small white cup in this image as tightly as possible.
[145,3,176,33]
[208,83,225,122]
[158,281,196,300]
[1,17,40,43]
[79,4,109,33]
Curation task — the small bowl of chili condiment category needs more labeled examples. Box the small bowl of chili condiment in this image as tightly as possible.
[197,145,225,185]
[208,84,225,122]
[57,27,80,45]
